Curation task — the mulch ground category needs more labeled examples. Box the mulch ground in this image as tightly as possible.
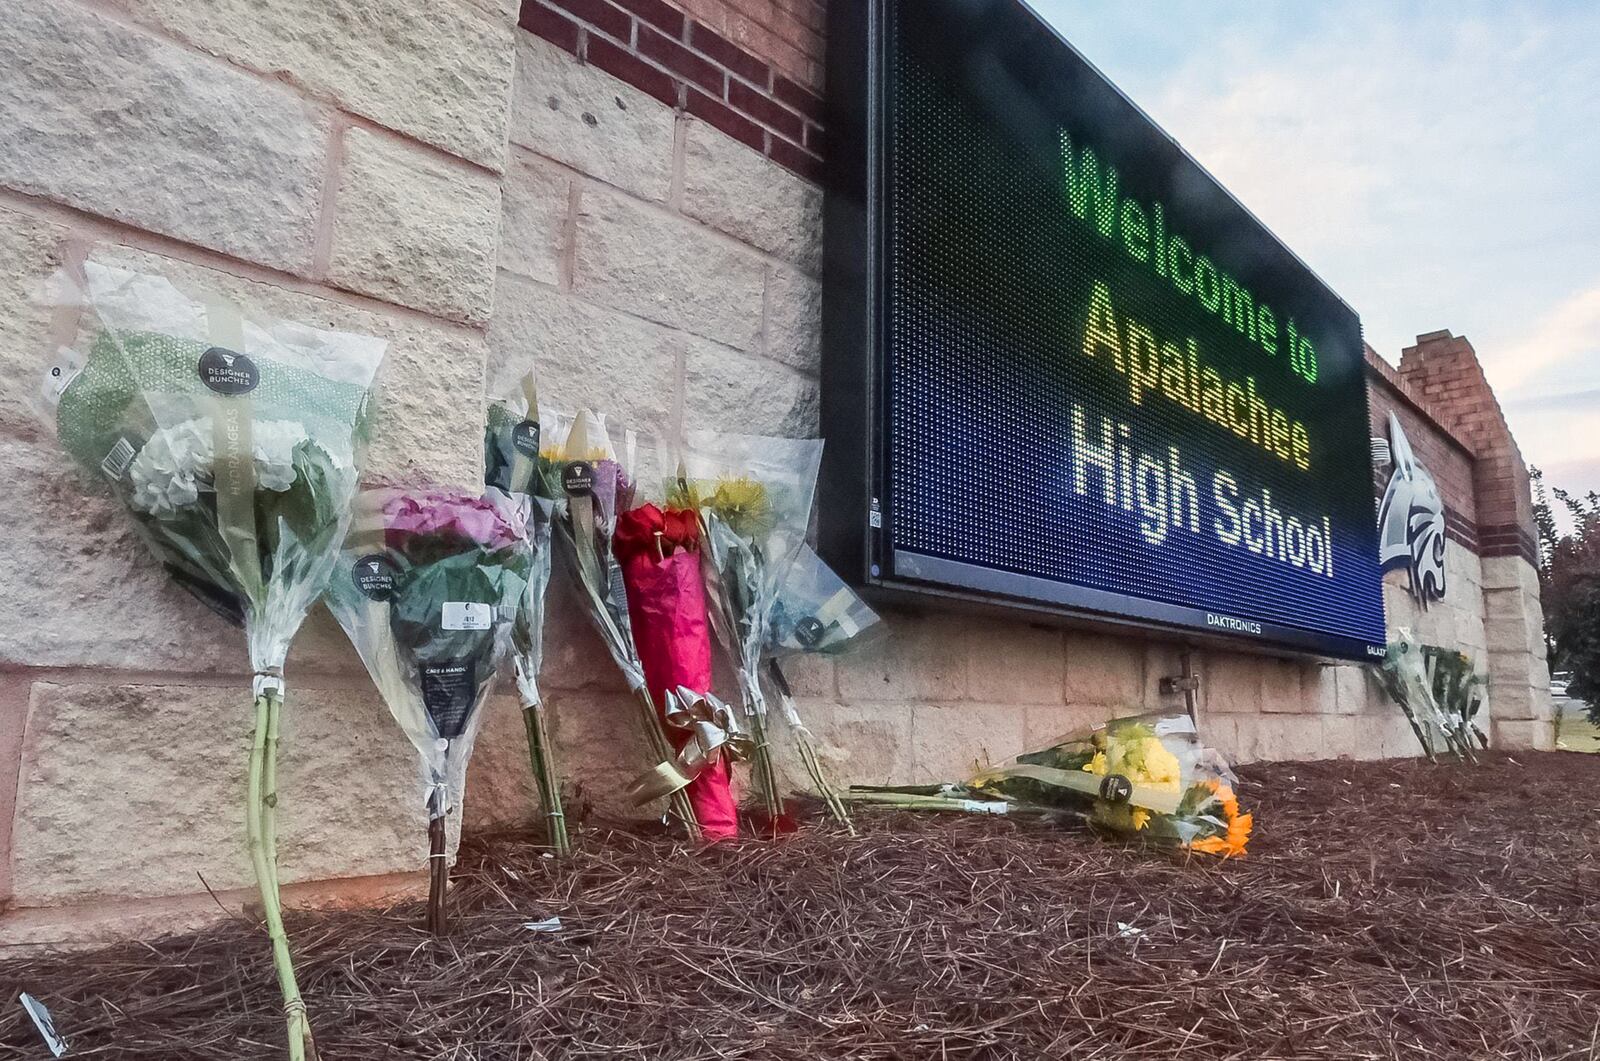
[2,751,1598,1060]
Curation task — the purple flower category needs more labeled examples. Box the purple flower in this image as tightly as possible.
[384,490,522,554]
[591,460,618,525]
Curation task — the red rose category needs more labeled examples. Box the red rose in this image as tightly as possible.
[662,507,701,553]
[613,503,665,564]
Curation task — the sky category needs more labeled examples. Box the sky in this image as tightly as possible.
[1029,0,1600,518]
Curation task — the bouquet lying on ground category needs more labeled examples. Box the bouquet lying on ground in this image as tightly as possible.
[849,712,1253,858]
[39,260,385,1060]
[762,543,885,833]
[535,409,700,838]
[1379,630,1484,762]
[668,431,824,830]
[324,489,529,933]
[484,373,565,853]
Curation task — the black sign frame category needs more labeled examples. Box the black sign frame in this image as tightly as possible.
[820,0,1387,662]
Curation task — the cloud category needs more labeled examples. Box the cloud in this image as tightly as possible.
[1494,282,1600,396]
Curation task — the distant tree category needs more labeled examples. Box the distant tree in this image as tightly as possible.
[1531,467,1561,577]
[1533,466,1600,724]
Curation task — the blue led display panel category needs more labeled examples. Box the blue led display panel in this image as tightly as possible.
[821,0,1388,661]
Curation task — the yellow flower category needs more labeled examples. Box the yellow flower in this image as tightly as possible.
[1086,731,1183,791]
[1187,780,1252,858]
[540,444,609,463]
[1092,802,1152,833]
[709,475,774,537]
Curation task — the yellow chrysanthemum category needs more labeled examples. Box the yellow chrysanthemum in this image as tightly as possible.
[1092,802,1152,833]
[708,476,774,536]
[1084,732,1182,792]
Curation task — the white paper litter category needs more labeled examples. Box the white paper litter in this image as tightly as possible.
[19,993,68,1057]
[522,917,563,933]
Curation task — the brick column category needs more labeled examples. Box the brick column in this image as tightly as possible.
[1398,331,1553,749]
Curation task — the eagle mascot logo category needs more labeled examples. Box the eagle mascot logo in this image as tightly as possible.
[1377,412,1447,606]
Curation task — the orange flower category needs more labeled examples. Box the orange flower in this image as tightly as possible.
[1188,780,1252,858]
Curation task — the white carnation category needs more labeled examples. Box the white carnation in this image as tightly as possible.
[126,417,341,518]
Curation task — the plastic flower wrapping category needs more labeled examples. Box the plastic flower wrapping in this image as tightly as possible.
[534,407,702,838]
[1380,629,1486,762]
[37,259,386,1059]
[762,544,882,833]
[613,497,750,839]
[483,371,565,853]
[850,712,1253,858]
[767,543,884,656]
[41,261,384,655]
[324,488,529,930]
[665,431,823,827]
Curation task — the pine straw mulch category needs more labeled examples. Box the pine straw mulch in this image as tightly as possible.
[2,751,1599,1060]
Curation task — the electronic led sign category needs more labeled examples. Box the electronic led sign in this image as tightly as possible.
[821,0,1388,660]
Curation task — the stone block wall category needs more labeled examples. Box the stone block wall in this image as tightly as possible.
[0,0,1551,943]
[0,0,525,942]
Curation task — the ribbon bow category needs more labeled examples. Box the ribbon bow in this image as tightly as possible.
[626,686,753,806]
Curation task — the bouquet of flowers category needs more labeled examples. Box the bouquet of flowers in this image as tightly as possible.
[1379,630,1482,762]
[613,500,750,839]
[762,543,884,833]
[535,409,700,838]
[324,489,529,933]
[850,712,1253,858]
[38,260,385,1060]
[668,431,823,830]
[484,372,565,853]
[1426,646,1488,750]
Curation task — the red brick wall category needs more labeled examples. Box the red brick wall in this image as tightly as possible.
[1365,346,1480,552]
[671,0,824,88]
[520,0,825,181]
[1397,331,1539,564]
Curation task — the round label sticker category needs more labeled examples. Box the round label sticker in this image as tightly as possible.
[197,347,260,395]
[1098,774,1134,804]
[562,459,595,496]
[512,419,541,458]
[352,554,397,601]
[794,616,826,647]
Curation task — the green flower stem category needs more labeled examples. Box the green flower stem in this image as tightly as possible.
[520,698,570,856]
[247,685,315,1061]
[746,709,784,830]
[263,689,283,898]
[765,660,854,834]
[426,786,448,937]
[633,687,702,841]
[795,730,855,836]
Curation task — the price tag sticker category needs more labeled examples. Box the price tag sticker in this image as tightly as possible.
[442,602,492,631]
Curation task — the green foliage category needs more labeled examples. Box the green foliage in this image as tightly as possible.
[1532,466,1600,725]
